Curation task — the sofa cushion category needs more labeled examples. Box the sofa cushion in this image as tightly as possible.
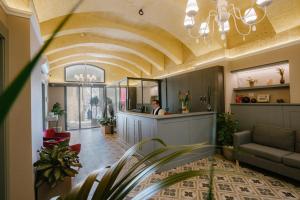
[296,132,300,153]
[253,125,295,151]
[239,143,292,163]
[283,153,300,169]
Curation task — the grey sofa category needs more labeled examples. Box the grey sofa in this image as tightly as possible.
[234,125,300,181]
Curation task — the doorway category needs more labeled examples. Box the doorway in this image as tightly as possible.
[66,86,105,130]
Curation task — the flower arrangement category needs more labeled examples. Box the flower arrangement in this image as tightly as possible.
[277,67,285,84]
[178,90,192,113]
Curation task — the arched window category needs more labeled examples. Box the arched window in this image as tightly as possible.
[65,64,105,83]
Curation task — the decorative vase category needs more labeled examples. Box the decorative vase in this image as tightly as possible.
[181,102,189,114]
[280,76,285,84]
[222,146,234,161]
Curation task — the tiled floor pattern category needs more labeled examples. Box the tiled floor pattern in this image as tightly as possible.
[126,158,300,200]
[70,129,300,200]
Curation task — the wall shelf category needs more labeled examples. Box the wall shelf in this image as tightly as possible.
[233,83,290,91]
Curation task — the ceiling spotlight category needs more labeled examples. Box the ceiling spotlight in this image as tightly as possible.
[138,9,144,16]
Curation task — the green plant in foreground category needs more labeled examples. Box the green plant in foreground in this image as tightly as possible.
[217,113,239,146]
[60,138,214,200]
[34,144,82,188]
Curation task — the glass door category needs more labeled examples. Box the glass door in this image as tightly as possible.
[66,87,80,130]
[106,86,117,117]
[66,86,104,130]
[80,86,92,129]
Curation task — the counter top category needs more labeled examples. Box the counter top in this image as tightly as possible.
[117,111,216,119]
[231,103,300,106]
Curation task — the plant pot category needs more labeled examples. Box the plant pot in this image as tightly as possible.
[222,146,234,161]
[37,177,71,200]
[102,125,113,134]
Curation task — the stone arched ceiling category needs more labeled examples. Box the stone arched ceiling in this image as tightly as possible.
[50,56,142,77]
[41,12,184,65]
[46,33,165,71]
[47,47,152,75]
[6,0,299,82]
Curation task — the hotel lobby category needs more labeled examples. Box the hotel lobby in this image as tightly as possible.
[0,0,300,199]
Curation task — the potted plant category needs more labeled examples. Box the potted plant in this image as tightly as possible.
[51,102,65,132]
[98,117,116,134]
[217,113,239,161]
[34,144,82,200]
[178,90,192,113]
[277,67,285,84]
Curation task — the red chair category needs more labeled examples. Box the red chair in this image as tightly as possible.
[70,144,81,154]
[42,129,81,153]
[43,128,71,148]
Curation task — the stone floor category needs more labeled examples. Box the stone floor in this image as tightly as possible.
[69,128,300,200]
[69,128,128,184]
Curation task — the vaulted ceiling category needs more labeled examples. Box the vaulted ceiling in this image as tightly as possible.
[4,0,300,82]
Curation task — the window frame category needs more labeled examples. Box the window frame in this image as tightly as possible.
[64,64,105,83]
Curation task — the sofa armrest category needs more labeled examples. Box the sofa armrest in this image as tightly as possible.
[234,130,252,148]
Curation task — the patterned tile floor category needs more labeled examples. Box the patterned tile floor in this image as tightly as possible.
[70,128,300,200]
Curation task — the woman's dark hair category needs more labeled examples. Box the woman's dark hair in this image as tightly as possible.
[152,100,161,106]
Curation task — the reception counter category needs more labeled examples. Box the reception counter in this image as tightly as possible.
[116,111,217,170]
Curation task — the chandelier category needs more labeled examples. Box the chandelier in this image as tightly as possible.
[74,64,97,84]
[184,0,272,43]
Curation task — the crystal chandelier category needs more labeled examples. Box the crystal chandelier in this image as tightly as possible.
[74,64,97,84]
[184,0,272,43]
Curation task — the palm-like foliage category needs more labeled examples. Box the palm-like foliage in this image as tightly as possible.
[61,138,214,200]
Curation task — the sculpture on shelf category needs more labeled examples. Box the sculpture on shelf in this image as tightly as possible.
[178,90,192,113]
[277,67,285,84]
[247,77,257,87]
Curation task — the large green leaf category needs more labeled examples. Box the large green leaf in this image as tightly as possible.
[108,147,169,194]
[62,140,213,200]
[91,138,166,200]
[0,0,84,124]
[110,143,209,200]
[76,170,100,200]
